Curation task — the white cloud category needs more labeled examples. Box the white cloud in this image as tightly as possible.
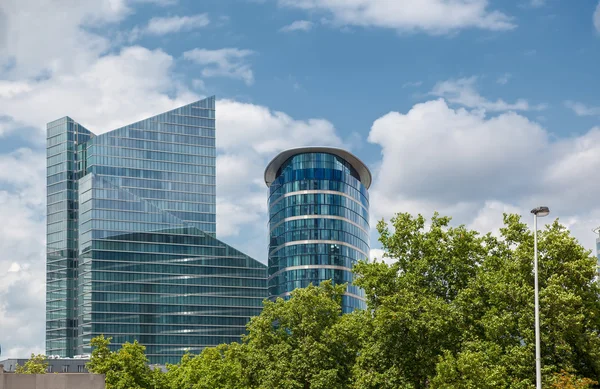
[145,14,210,35]
[0,149,46,359]
[214,99,347,254]
[0,46,197,137]
[565,100,600,116]
[278,0,516,34]
[594,2,600,33]
[280,20,314,32]
[367,99,600,255]
[183,48,255,86]
[0,0,131,80]
[430,77,546,112]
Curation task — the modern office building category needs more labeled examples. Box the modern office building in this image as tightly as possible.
[264,147,371,312]
[46,97,267,364]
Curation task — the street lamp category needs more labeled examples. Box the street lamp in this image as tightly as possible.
[531,206,549,389]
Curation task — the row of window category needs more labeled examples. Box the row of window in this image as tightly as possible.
[86,199,215,216]
[87,231,245,253]
[88,313,251,327]
[123,112,215,130]
[89,155,216,175]
[87,209,215,224]
[269,229,369,255]
[47,142,70,157]
[90,303,262,317]
[89,292,263,307]
[90,324,245,336]
[97,118,214,140]
[271,216,368,237]
[270,170,368,200]
[278,156,361,183]
[269,242,366,261]
[269,182,369,209]
[93,187,216,202]
[90,143,216,163]
[47,162,68,176]
[103,176,215,192]
[268,254,359,275]
[269,193,368,218]
[91,271,266,288]
[269,204,369,231]
[89,260,267,278]
[47,151,75,166]
[90,282,266,297]
[92,166,216,184]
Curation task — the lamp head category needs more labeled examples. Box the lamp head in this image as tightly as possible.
[531,206,550,217]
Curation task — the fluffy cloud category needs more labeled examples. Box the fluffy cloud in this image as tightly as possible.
[183,48,255,86]
[146,14,210,34]
[280,20,314,32]
[0,149,46,360]
[278,0,516,34]
[565,100,600,116]
[214,99,348,259]
[430,77,546,112]
[127,14,210,40]
[367,99,600,252]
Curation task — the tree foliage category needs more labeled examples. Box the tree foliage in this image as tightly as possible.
[15,353,48,374]
[85,211,600,388]
[353,212,600,388]
[86,335,163,389]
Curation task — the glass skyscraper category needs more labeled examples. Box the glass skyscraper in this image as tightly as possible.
[46,97,267,364]
[264,147,371,312]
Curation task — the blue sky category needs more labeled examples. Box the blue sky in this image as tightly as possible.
[1,0,600,357]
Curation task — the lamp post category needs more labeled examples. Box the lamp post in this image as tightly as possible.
[531,206,549,389]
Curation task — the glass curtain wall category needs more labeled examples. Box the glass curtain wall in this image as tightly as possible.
[266,150,370,312]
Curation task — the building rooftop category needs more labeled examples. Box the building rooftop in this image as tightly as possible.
[264,147,372,189]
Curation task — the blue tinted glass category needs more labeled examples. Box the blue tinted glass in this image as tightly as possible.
[267,152,370,312]
[46,98,267,364]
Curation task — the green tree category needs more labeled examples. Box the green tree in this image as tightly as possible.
[15,353,48,374]
[87,335,166,389]
[243,281,363,389]
[353,212,600,388]
[165,344,246,389]
[352,213,488,388]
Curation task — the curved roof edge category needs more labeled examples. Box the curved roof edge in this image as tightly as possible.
[264,147,372,189]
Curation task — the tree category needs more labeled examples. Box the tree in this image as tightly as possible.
[15,353,48,374]
[242,281,363,389]
[550,371,597,389]
[352,213,488,388]
[87,335,166,389]
[353,212,600,388]
[165,344,246,389]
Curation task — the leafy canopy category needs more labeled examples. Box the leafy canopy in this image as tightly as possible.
[15,353,48,374]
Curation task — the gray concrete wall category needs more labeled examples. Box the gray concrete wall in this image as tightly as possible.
[0,365,104,389]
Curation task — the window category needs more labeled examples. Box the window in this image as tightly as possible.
[62,365,69,373]
[77,365,85,373]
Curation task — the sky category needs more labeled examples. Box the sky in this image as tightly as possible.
[1,0,600,358]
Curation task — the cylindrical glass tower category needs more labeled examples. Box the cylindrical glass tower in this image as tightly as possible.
[264,147,371,312]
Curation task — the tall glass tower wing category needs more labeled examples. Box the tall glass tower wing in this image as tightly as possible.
[46,117,94,357]
[46,97,268,364]
[264,147,371,312]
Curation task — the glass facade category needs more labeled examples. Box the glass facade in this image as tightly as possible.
[265,149,371,312]
[46,97,267,364]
